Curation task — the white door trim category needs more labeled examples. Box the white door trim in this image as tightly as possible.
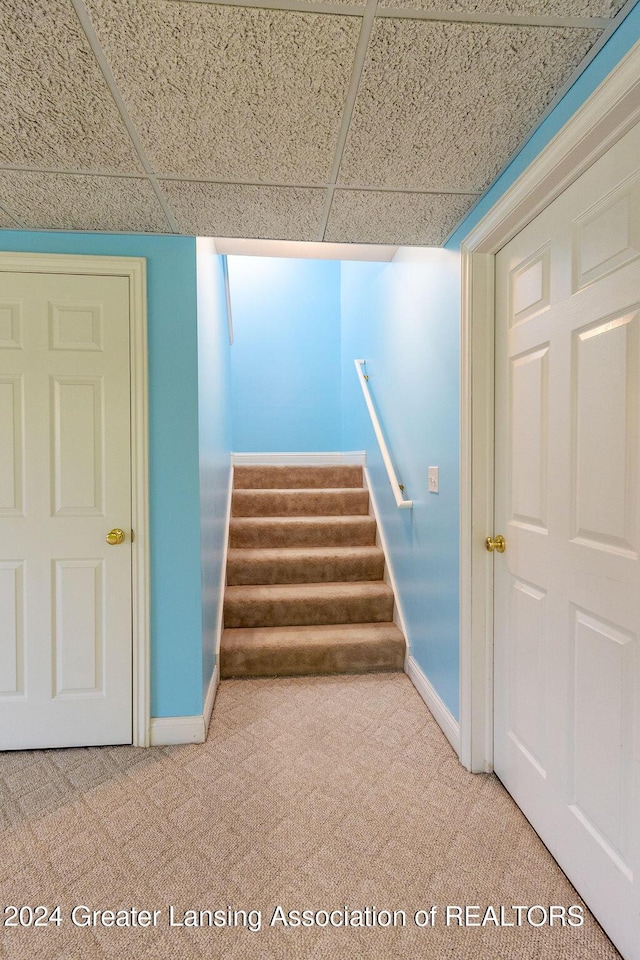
[459,38,640,773]
[0,252,150,747]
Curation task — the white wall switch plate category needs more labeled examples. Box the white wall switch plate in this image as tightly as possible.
[428,466,439,493]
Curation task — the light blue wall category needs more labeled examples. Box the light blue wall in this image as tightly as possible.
[196,241,233,704]
[446,4,640,249]
[0,230,204,718]
[341,250,461,717]
[228,256,342,452]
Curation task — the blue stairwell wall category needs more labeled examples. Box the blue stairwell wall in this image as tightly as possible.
[341,250,461,718]
[227,255,342,452]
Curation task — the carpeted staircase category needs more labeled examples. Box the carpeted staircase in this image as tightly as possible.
[220,464,406,678]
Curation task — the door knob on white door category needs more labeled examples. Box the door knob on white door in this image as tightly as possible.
[106,528,126,545]
[485,534,506,553]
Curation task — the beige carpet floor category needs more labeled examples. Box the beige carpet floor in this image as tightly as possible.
[0,672,621,960]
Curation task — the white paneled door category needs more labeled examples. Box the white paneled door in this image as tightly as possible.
[494,121,640,960]
[0,270,132,749]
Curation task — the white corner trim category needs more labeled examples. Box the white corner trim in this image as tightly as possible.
[231,451,366,466]
[463,37,640,254]
[406,655,461,757]
[150,665,219,746]
[363,467,411,648]
[215,464,234,660]
[0,252,151,749]
[203,663,220,735]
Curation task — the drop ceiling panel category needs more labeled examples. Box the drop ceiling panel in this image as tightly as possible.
[84,0,361,183]
[0,0,143,173]
[161,180,326,239]
[378,0,625,13]
[338,19,599,192]
[0,208,20,229]
[0,172,172,233]
[325,189,478,243]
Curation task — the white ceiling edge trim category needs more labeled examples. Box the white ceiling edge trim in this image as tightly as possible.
[162,0,611,27]
[215,237,398,260]
[461,33,640,252]
[376,9,609,26]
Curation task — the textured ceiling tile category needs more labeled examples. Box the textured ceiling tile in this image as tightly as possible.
[338,20,599,192]
[0,0,143,172]
[169,0,368,5]
[161,180,326,239]
[378,0,625,13]
[0,206,21,229]
[84,0,360,183]
[0,172,172,232]
[325,190,477,244]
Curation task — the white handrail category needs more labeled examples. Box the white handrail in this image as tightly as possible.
[354,359,413,509]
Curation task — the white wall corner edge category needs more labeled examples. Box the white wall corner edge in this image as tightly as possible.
[405,655,461,757]
[149,665,219,746]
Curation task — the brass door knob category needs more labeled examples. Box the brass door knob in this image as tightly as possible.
[485,534,506,553]
[106,528,126,545]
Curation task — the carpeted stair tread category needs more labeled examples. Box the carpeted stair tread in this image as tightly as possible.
[234,465,363,489]
[232,487,369,517]
[224,461,405,676]
[226,546,385,585]
[229,515,376,548]
[224,581,394,628]
[220,622,405,678]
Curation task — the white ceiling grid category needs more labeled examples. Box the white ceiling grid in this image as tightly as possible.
[0,0,632,245]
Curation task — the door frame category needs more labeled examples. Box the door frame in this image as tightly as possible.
[459,39,640,773]
[0,252,150,747]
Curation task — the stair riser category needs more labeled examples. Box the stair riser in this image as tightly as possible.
[232,489,369,518]
[221,639,404,678]
[229,519,376,548]
[226,554,385,585]
[233,465,363,489]
[224,594,394,628]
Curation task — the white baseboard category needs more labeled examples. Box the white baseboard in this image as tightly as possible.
[203,663,220,735]
[215,466,234,660]
[231,451,366,466]
[149,715,205,746]
[363,467,410,645]
[150,665,220,746]
[406,655,461,757]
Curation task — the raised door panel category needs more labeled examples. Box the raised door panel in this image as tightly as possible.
[52,377,105,517]
[571,311,638,557]
[0,377,24,516]
[53,559,105,698]
[510,346,549,532]
[0,562,25,699]
[508,580,548,778]
[570,608,636,881]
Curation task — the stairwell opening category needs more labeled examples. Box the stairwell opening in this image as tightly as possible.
[197,235,461,725]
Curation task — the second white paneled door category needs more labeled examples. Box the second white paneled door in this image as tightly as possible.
[0,268,133,749]
[494,121,640,960]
